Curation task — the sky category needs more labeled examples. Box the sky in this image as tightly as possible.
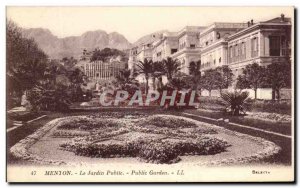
[7,7,294,43]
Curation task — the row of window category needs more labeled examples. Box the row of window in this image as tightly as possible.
[228,35,285,63]
[201,57,222,68]
[228,37,258,63]
[86,70,122,78]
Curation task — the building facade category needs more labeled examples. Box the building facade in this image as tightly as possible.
[78,50,126,82]
[128,14,292,89]
[128,26,204,75]
[200,22,248,71]
[227,16,291,80]
[84,60,125,81]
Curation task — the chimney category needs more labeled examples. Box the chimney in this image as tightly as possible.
[247,21,250,27]
[281,14,285,22]
[251,19,254,25]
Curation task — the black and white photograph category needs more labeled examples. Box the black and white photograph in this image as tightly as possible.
[5,6,294,183]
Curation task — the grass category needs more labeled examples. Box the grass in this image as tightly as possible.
[184,109,291,135]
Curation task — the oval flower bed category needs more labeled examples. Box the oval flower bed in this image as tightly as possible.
[58,115,229,164]
[10,113,281,166]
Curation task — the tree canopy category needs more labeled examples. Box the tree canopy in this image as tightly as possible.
[7,20,48,98]
[236,63,266,99]
[90,48,128,62]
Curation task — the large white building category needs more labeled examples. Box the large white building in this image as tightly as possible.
[227,15,291,81]
[128,26,204,75]
[78,50,126,82]
[128,14,292,87]
[200,22,248,72]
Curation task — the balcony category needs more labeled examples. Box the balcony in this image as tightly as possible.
[170,47,201,58]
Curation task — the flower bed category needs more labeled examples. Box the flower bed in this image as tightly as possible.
[246,112,291,123]
[57,115,229,164]
[10,113,282,166]
[133,115,217,136]
[60,135,229,164]
[138,115,197,128]
[56,117,121,130]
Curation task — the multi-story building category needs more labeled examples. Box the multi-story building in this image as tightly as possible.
[227,15,291,80]
[78,50,126,82]
[128,14,292,90]
[170,26,203,74]
[128,26,204,75]
[84,59,125,81]
[200,22,248,71]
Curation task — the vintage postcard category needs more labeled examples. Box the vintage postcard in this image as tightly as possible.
[6,6,295,183]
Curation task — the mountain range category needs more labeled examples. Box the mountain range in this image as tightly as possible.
[21,28,132,59]
[21,28,169,59]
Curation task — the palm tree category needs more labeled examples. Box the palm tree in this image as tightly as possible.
[169,77,187,90]
[136,58,153,94]
[115,69,138,89]
[188,60,202,91]
[162,57,181,81]
[220,91,250,116]
[152,61,165,90]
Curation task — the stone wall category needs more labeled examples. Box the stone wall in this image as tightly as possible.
[201,88,292,100]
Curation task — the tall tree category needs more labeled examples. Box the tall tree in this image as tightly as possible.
[90,48,127,62]
[188,60,202,92]
[162,57,181,81]
[265,60,291,100]
[115,69,138,88]
[152,61,165,90]
[7,20,48,107]
[236,63,266,99]
[136,58,153,94]
[201,69,219,97]
[62,57,77,70]
[215,65,233,94]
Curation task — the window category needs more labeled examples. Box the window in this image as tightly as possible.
[251,37,258,57]
[235,44,239,57]
[219,57,222,63]
[190,44,196,48]
[157,52,162,57]
[206,41,209,46]
[214,59,216,65]
[254,38,258,51]
[171,49,178,54]
[241,42,246,54]
[230,47,233,57]
[269,36,281,56]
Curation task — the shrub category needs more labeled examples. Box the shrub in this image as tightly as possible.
[27,83,71,112]
[58,115,229,164]
[250,100,291,115]
[56,117,121,130]
[138,115,197,129]
[138,141,181,164]
[60,135,229,164]
[51,130,91,138]
[220,91,251,115]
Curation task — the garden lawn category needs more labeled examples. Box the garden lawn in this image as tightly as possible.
[184,109,291,136]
